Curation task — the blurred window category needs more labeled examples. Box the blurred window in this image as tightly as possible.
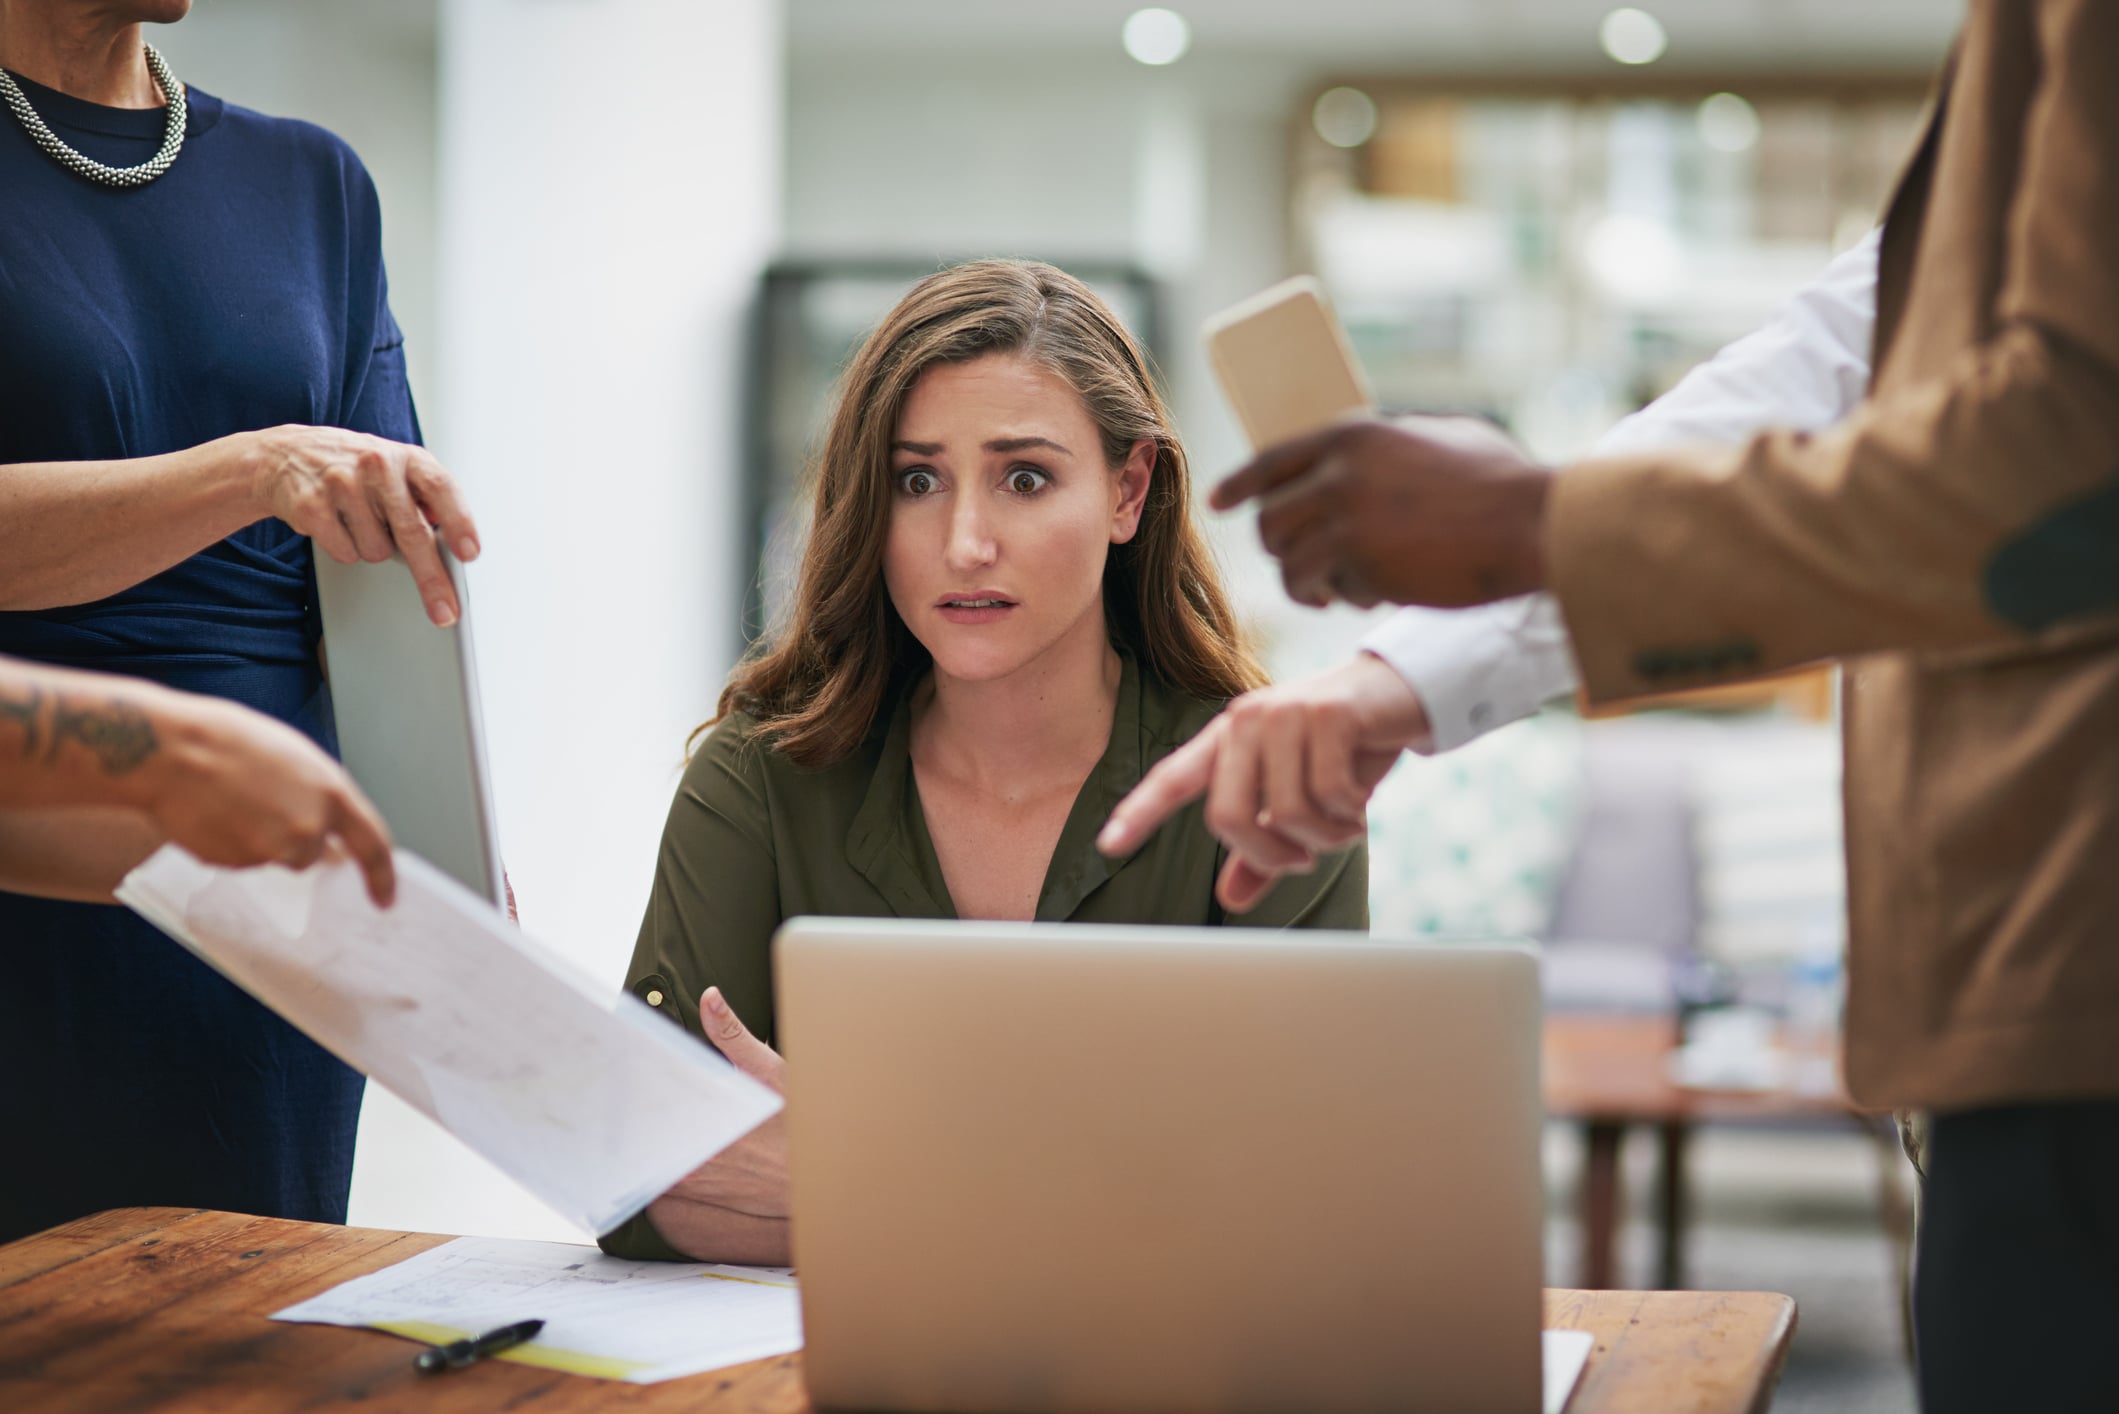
[1291,81,1929,460]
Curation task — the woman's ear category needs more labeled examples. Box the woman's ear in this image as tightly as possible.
[1111,438,1156,544]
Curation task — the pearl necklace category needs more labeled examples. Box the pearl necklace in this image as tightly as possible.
[0,43,186,189]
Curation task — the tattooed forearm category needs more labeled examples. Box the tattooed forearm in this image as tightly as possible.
[0,683,43,756]
[46,693,160,776]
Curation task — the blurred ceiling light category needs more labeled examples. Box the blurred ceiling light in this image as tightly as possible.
[1312,87,1379,149]
[1122,8,1191,66]
[1583,213,1681,302]
[1696,92,1761,153]
[1599,8,1668,65]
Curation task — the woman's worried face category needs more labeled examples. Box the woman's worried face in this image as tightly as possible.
[883,353,1152,687]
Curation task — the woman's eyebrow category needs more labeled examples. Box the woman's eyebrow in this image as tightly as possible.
[889,436,1074,457]
[984,435,1072,456]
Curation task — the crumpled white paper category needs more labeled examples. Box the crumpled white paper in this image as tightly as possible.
[118,845,780,1235]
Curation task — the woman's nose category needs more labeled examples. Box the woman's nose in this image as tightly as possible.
[945,500,998,569]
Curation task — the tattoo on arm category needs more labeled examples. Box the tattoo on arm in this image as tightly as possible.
[46,694,160,776]
[0,683,44,757]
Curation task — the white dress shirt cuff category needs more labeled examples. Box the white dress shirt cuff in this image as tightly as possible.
[1360,594,1580,754]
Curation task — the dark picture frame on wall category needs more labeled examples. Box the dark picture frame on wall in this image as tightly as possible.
[742,259,1163,646]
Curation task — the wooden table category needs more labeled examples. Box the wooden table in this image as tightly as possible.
[1543,1013,1890,1291]
[0,1208,1794,1412]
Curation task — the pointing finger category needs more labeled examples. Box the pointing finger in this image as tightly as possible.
[1203,708,1314,873]
[330,785,398,908]
[1098,724,1221,857]
[1257,706,1349,853]
[1307,717,1372,828]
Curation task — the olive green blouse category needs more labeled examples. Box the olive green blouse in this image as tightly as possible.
[599,655,1367,1259]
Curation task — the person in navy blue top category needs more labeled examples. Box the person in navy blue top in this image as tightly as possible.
[0,1,482,1244]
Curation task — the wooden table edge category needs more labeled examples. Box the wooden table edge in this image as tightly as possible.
[4,1209,1801,1413]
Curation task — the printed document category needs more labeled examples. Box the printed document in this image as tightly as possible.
[1544,1328,1594,1413]
[274,1235,801,1382]
[276,1235,1594,1399]
[118,845,781,1235]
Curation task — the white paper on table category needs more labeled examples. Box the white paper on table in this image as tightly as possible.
[272,1235,801,1383]
[117,845,781,1235]
[1544,1328,1595,1413]
[273,1232,1594,1399]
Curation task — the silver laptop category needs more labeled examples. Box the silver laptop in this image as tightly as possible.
[314,550,505,909]
[776,918,1544,1414]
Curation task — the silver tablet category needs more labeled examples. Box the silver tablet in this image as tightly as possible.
[315,550,504,909]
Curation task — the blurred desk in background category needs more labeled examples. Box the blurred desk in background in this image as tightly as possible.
[1543,1013,1886,1291]
[1,1208,1798,1413]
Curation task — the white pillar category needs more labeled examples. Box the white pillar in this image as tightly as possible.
[349,0,783,1241]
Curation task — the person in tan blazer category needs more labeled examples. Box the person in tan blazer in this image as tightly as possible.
[1101,3,2119,1406]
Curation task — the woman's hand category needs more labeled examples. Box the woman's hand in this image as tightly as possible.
[130,688,398,906]
[244,425,481,628]
[662,987,790,1219]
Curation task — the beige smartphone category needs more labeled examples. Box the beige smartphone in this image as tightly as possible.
[1202,275,1375,451]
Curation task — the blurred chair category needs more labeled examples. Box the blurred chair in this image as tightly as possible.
[1544,714,1915,1357]
[1366,704,1914,1347]
[1364,707,1585,942]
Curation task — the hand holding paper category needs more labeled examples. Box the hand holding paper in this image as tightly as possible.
[117,845,780,1234]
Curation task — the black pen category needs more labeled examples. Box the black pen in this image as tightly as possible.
[413,1318,545,1374]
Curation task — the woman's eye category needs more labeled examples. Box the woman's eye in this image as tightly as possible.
[1006,467,1050,495]
[898,469,937,496]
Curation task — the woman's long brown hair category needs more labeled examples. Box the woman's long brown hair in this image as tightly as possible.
[709,258,1266,766]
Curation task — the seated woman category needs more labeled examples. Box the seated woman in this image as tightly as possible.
[600,259,1365,1264]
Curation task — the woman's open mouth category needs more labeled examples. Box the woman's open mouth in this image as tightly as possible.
[936,594,1018,625]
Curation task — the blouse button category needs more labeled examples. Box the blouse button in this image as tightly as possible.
[646,989,665,1007]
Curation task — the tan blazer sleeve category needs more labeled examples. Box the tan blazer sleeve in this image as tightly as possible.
[1549,0,2119,707]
